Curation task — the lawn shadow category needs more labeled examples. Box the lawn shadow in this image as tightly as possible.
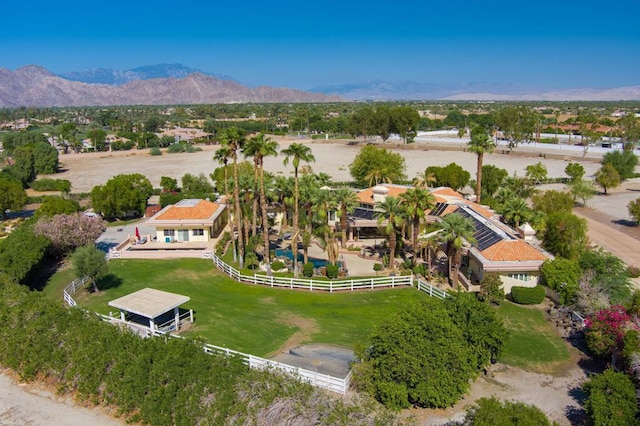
[96,273,123,291]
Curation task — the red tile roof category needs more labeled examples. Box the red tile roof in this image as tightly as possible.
[480,240,548,262]
[156,200,220,221]
[357,184,409,204]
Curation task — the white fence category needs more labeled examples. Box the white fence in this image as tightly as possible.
[210,252,415,292]
[416,278,449,299]
[63,277,90,307]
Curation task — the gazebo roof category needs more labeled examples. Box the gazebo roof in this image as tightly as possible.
[108,288,190,319]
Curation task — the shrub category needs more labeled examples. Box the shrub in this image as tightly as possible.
[185,144,202,153]
[464,397,553,425]
[30,178,71,193]
[270,261,285,271]
[373,263,383,272]
[477,272,504,305]
[149,147,162,156]
[215,231,231,256]
[626,265,640,278]
[583,368,638,426]
[585,305,630,359]
[303,262,314,277]
[326,264,339,279]
[167,143,186,153]
[244,252,259,270]
[511,285,545,305]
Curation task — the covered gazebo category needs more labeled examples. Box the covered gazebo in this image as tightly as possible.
[108,288,193,334]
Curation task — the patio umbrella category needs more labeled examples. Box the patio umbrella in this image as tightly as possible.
[135,227,140,241]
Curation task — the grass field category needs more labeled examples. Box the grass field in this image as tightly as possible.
[56,259,426,356]
[45,259,571,371]
[496,300,570,372]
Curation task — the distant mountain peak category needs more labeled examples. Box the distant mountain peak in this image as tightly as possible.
[58,63,237,86]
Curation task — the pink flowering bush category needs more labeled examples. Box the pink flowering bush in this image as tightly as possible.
[585,305,631,360]
[34,213,105,255]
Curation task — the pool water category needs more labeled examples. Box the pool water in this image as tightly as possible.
[274,249,333,268]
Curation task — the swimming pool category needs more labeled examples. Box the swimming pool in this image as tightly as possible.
[274,249,333,268]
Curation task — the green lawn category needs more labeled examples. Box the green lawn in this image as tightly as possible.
[58,259,426,356]
[45,259,571,371]
[496,301,570,372]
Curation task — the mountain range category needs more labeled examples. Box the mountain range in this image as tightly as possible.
[0,65,341,107]
[309,80,640,101]
[0,63,639,107]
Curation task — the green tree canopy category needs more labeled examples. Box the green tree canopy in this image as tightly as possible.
[531,190,574,215]
[354,295,505,410]
[628,197,640,225]
[595,163,621,195]
[525,161,548,184]
[426,163,471,191]
[479,164,508,200]
[349,145,407,187]
[90,173,153,220]
[543,211,588,260]
[35,196,80,217]
[71,244,109,292]
[0,178,27,219]
[541,257,581,304]
[583,368,638,426]
[565,162,585,182]
[602,150,638,180]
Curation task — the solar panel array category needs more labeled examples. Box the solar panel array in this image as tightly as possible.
[430,203,449,216]
[456,208,504,251]
[351,207,375,220]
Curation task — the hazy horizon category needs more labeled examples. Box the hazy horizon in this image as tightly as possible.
[1,0,639,91]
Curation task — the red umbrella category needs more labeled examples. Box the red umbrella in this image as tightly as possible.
[135,227,140,240]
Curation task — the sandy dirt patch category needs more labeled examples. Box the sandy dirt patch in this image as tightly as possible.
[0,370,122,425]
[52,138,602,193]
[270,313,318,356]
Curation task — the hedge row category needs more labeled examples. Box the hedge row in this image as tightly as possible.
[0,280,397,425]
[511,285,545,305]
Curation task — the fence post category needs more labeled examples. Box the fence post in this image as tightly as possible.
[310,280,313,291]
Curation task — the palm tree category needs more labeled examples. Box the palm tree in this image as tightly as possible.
[243,133,279,262]
[365,165,394,187]
[273,176,293,227]
[213,146,234,258]
[312,188,339,265]
[374,196,405,271]
[399,187,436,258]
[438,214,476,288]
[334,188,359,247]
[412,170,436,189]
[501,197,530,228]
[467,125,496,204]
[281,143,316,277]
[417,234,441,280]
[219,128,247,268]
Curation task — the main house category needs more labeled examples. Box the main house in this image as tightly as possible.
[329,184,551,294]
[146,199,227,243]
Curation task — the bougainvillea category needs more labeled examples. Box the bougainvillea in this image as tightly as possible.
[34,213,105,255]
[585,305,631,360]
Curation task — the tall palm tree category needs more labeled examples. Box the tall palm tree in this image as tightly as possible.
[467,125,496,204]
[334,188,359,247]
[374,196,405,271]
[399,187,437,258]
[219,127,247,268]
[438,214,476,288]
[243,133,279,262]
[273,176,293,227]
[417,234,441,280]
[281,143,316,277]
[213,146,234,258]
[312,188,339,265]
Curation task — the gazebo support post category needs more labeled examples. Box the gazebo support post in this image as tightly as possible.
[189,309,194,323]
[119,310,126,322]
[174,307,180,331]
[149,318,156,334]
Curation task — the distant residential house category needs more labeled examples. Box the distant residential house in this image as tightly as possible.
[426,188,551,294]
[146,199,227,243]
[157,127,212,143]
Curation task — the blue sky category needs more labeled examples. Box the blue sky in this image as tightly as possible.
[1,0,639,90]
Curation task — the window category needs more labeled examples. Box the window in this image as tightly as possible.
[163,229,175,237]
[508,273,529,281]
[193,229,204,236]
